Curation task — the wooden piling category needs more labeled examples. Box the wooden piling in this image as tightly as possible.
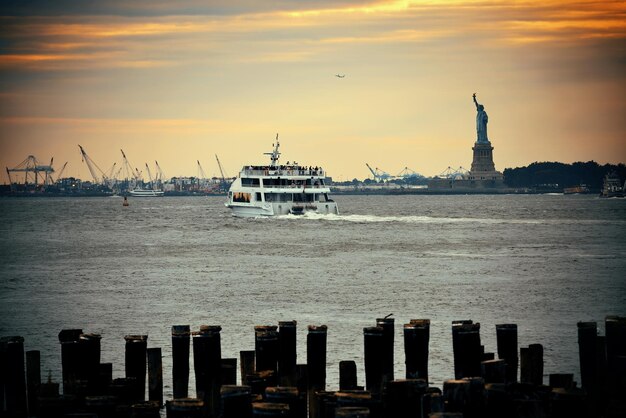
[339,360,358,391]
[278,321,298,387]
[452,323,481,378]
[335,391,379,418]
[363,326,384,398]
[549,373,574,389]
[255,325,279,375]
[375,317,395,385]
[79,333,101,393]
[577,321,598,395]
[383,379,427,418]
[451,320,473,379]
[247,370,276,397]
[26,350,41,416]
[241,350,256,386]
[130,400,161,417]
[221,358,238,385]
[220,385,252,418]
[495,324,518,383]
[166,398,204,418]
[335,406,370,417]
[404,319,430,381]
[171,325,191,399]
[605,315,626,391]
[2,336,28,417]
[193,325,222,417]
[147,347,163,406]
[481,358,506,384]
[520,343,543,386]
[315,390,337,418]
[58,329,83,395]
[266,386,304,418]
[252,402,291,416]
[307,325,328,418]
[98,363,113,393]
[125,335,148,402]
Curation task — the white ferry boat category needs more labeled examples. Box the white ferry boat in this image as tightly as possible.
[225,137,339,217]
[129,188,164,197]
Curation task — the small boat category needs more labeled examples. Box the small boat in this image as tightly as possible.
[129,188,164,197]
[225,135,339,217]
[600,172,624,198]
[563,185,590,194]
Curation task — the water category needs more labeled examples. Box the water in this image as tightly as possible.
[1,194,625,397]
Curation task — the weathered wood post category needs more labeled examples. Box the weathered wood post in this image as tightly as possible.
[453,323,481,378]
[252,402,291,417]
[193,325,222,417]
[335,406,370,417]
[495,324,518,383]
[26,350,41,416]
[221,358,238,385]
[58,329,83,395]
[130,401,161,417]
[549,373,574,389]
[171,325,190,399]
[335,391,378,417]
[278,321,298,387]
[79,333,101,394]
[220,385,252,418]
[339,361,357,391]
[605,315,626,392]
[363,326,384,398]
[577,321,598,396]
[255,326,279,375]
[2,336,28,417]
[241,350,256,386]
[147,347,163,406]
[404,319,430,381]
[266,386,304,418]
[125,335,148,402]
[98,363,113,393]
[451,321,473,379]
[383,378,427,418]
[480,359,506,384]
[375,316,395,385]
[166,398,204,418]
[307,325,328,418]
[520,344,543,386]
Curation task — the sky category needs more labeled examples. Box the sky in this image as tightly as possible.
[1,0,625,183]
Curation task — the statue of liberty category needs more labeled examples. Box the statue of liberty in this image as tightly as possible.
[472,93,489,143]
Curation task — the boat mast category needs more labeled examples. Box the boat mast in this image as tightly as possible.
[264,133,281,168]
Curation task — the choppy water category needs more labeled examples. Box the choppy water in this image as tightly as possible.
[1,194,625,397]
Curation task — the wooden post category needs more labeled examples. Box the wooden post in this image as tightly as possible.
[79,333,101,394]
[339,361,358,391]
[495,324,518,383]
[130,401,161,417]
[240,350,256,386]
[520,344,543,386]
[125,335,148,402]
[255,325,279,374]
[335,391,377,417]
[251,402,291,417]
[307,325,328,418]
[577,321,598,395]
[335,406,370,417]
[278,320,298,387]
[220,385,252,418]
[147,347,163,407]
[442,379,470,413]
[26,350,41,416]
[605,316,626,390]
[363,326,384,398]
[98,363,113,393]
[166,398,204,418]
[58,329,83,395]
[193,325,222,417]
[221,358,237,385]
[481,359,506,384]
[2,336,28,417]
[451,321,473,379]
[454,323,481,378]
[383,379,427,418]
[404,319,430,381]
[549,373,574,389]
[171,325,190,399]
[375,317,395,385]
[266,386,303,418]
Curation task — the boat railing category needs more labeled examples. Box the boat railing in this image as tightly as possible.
[241,168,325,177]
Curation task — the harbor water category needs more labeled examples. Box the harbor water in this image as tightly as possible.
[1,194,625,397]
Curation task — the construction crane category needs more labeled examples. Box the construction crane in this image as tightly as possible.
[6,155,55,186]
[155,161,166,183]
[145,163,156,189]
[365,163,392,182]
[215,154,230,192]
[438,166,469,180]
[120,149,142,184]
[197,160,208,179]
[79,145,110,184]
[397,167,424,180]
[54,162,68,182]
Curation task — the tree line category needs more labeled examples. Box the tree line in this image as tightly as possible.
[503,161,626,190]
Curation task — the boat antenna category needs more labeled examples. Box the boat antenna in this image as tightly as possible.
[264,133,281,168]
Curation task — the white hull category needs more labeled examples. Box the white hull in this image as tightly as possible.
[227,201,339,217]
[129,189,164,197]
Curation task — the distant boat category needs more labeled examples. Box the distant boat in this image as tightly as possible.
[599,172,624,198]
[563,185,590,194]
[129,188,164,197]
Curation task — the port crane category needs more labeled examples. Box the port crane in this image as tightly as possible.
[155,161,166,183]
[7,155,56,187]
[397,167,424,180]
[215,154,230,192]
[120,149,142,186]
[54,162,68,182]
[144,163,156,189]
[438,166,469,180]
[79,145,111,185]
[365,163,392,182]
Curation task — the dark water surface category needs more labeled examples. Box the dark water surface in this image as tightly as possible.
[1,194,625,396]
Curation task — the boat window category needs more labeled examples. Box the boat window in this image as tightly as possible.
[256,192,262,202]
[233,192,251,202]
[241,178,260,187]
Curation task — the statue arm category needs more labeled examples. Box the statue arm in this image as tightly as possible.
[472,93,479,109]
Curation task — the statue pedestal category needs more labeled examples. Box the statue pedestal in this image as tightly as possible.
[468,141,504,184]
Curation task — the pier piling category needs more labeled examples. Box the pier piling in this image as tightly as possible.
[363,326,384,398]
[125,335,148,402]
[240,350,256,386]
[451,321,472,379]
[339,360,358,391]
[383,378,427,418]
[452,322,481,379]
[307,325,328,418]
[404,319,430,381]
[480,359,506,384]
[171,325,190,399]
[520,343,543,386]
[193,325,222,417]
[79,333,101,394]
[278,321,298,387]
[495,324,518,383]
[221,385,253,418]
[166,398,204,418]
[147,347,163,406]
[255,326,279,375]
[2,336,28,417]
[58,329,83,395]
[221,358,238,385]
[375,317,395,385]
[26,350,41,416]
[577,321,598,396]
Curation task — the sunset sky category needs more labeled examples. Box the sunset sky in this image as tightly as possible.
[1,0,625,183]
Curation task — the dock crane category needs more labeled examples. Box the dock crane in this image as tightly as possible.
[54,162,68,182]
[120,149,142,186]
[155,161,166,183]
[6,155,55,187]
[79,145,109,184]
[365,163,392,182]
[215,154,230,192]
[144,163,156,190]
[197,160,208,179]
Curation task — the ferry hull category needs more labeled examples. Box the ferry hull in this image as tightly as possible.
[227,202,339,217]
